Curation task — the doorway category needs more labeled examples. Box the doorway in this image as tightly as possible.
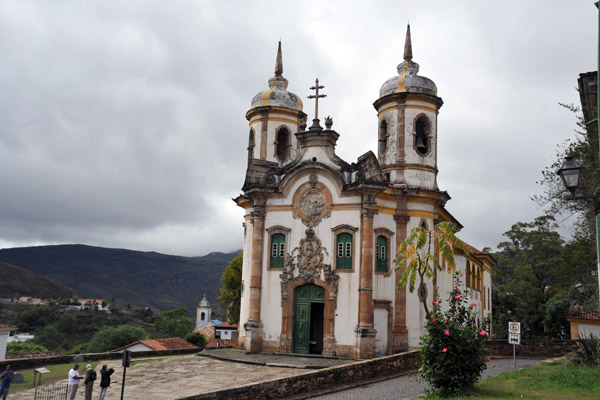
[293,284,325,354]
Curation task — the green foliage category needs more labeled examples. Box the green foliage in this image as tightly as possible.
[154,307,194,338]
[544,283,598,339]
[87,325,146,352]
[7,341,48,355]
[568,332,600,367]
[218,252,243,324]
[133,307,156,323]
[492,215,564,338]
[395,222,467,318]
[33,325,68,352]
[419,272,488,397]
[69,342,89,354]
[184,331,207,348]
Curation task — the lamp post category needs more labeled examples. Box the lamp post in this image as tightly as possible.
[557,157,600,304]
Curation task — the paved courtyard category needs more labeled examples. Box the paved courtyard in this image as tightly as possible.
[9,353,319,400]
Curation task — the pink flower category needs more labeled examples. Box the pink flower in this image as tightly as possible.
[454,295,462,300]
[432,318,438,323]
[471,303,477,307]
[459,271,465,275]
[433,301,440,305]
[466,339,471,344]
[487,358,493,362]
[442,348,448,353]
[444,330,450,336]
[444,319,448,324]
[479,330,488,336]
[426,330,429,334]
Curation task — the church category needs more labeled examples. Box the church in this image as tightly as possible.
[234,26,494,359]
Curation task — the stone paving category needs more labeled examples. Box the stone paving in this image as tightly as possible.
[8,351,352,400]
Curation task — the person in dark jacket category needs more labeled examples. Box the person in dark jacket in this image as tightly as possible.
[98,364,115,400]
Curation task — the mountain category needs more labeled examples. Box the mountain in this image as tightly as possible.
[0,261,82,299]
[0,245,239,314]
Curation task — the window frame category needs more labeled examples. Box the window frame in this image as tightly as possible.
[266,225,291,270]
[374,228,394,275]
[332,224,358,272]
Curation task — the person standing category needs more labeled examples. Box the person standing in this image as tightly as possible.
[0,365,14,400]
[83,364,96,400]
[67,364,84,400]
[98,364,115,400]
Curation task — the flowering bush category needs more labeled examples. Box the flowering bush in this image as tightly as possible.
[419,272,488,396]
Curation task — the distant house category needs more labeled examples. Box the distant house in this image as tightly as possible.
[18,297,45,305]
[112,337,199,353]
[203,321,239,349]
[567,310,600,339]
[78,298,107,311]
[0,324,17,360]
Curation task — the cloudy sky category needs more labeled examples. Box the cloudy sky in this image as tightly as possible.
[0,1,596,257]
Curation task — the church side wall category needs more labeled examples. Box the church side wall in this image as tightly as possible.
[238,213,254,341]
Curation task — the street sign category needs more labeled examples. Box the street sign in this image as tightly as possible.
[509,332,521,345]
[508,321,521,334]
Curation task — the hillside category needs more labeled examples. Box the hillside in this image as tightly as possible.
[0,245,239,314]
[0,261,82,299]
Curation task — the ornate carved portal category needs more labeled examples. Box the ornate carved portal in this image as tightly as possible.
[279,229,339,356]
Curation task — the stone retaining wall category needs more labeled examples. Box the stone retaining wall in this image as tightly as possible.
[0,347,199,371]
[486,339,576,358]
[180,350,421,400]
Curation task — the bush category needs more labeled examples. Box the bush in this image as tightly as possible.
[419,272,488,397]
[568,332,600,366]
[184,332,208,348]
[7,341,48,355]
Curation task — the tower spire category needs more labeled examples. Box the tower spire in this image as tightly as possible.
[275,41,283,76]
[403,24,413,61]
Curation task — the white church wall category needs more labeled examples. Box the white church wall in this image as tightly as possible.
[374,308,389,357]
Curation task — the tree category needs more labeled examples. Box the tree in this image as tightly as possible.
[218,252,243,324]
[87,325,146,352]
[395,222,467,318]
[32,325,67,352]
[184,331,208,348]
[154,307,194,338]
[7,342,48,355]
[492,215,564,338]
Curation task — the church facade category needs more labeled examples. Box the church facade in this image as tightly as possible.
[234,27,494,359]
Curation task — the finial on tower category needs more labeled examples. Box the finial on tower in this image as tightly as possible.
[275,41,283,76]
[403,24,413,61]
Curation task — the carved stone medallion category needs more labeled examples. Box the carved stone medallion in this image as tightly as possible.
[292,174,332,227]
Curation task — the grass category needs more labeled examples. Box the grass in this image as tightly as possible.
[427,359,600,399]
[9,362,100,395]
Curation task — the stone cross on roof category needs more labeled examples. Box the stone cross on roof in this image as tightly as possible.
[308,78,326,128]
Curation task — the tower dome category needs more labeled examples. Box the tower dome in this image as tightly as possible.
[250,42,303,111]
[379,25,437,98]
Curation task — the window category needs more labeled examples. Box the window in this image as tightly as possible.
[378,119,388,157]
[270,233,285,268]
[336,233,353,270]
[414,116,430,155]
[248,129,255,160]
[276,127,290,161]
[375,235,388,272]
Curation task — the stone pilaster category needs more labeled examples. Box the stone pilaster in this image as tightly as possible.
[355,194,377,359]
[245,205,265,353]
[393,200,409,352]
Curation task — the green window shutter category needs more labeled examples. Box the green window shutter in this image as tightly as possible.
[336,233,353,270]
[376,235,388,272]
[270,233,285,268]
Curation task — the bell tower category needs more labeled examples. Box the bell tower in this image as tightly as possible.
[373,25,443,190]
[246,42,307,166]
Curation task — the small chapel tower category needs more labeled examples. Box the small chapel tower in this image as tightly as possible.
[374,25,443,190]
[195,294,211,329]
[246,42,307,165]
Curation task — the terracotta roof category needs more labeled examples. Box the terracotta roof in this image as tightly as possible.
[568,310,600,321]
[214,322,238,329]
[460,240,489,256]
[0,324,17,329]
[113,337,198,352]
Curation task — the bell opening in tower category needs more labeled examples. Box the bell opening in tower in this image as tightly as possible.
[415,116,430,155]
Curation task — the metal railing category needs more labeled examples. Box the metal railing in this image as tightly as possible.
[34,383,68,400]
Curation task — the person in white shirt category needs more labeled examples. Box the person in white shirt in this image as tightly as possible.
[67,364,84,400]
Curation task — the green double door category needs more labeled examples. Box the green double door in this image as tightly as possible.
[293,284,325,354]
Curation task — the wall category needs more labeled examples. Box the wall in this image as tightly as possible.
[486,339,576,358]
[180,350,420,400]
[0,347,199,371]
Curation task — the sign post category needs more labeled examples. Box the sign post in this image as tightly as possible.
[508,322,521,369]
[121,350,132,400]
